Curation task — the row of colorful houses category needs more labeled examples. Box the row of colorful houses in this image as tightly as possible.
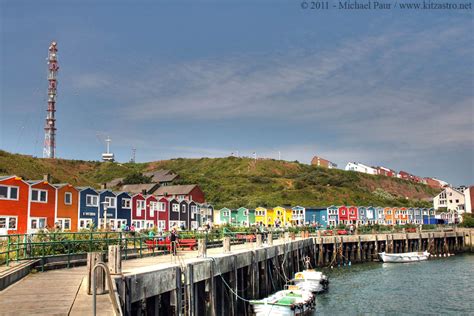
[215,205,439,227]
[0,176,213,235]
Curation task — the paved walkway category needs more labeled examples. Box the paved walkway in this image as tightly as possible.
[0,238,295,315]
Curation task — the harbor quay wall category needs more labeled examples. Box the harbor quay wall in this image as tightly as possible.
[115,230,471,315]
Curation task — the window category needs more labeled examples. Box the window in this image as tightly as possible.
[243,210,249,216]
[32,189,48,202]
[57,218,71,230]
[455,199,459,203]
[31,218,46,229]
[222,211,230,217]
[64,192,72,205]
[387,210,392,215]
[104,196,116,208]
[172,204,179,212]
[342,210,346,215]
[158,220,166,229]
[122,198,131,208]
[158,202,166,211]
[191,205,196,219]
[0,216,17,230]
[0,185,19,200]
[86,194,98,207]
[79,219,93,229]
[177,195,185,200]
[136,200,145,216]
[149,202,158,216]
[181,204,186,213]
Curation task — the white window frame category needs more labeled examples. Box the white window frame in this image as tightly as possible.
[181,204,186,213]
[0,185,19,200]
[172,204,179,212]
[104,196,116,208]
[149,201,158,217]
[64,192,72,205]
[79,219,93,229]
[32,189,48,203]
[158,202,166,212]
[121,198,131,208]
[86,194,98,207]
[157,220,166,230]
[190,205,197,219]
[57,218,71,231]
[30,217,47,230]
[0,216,18,230]
[136,200,145,216]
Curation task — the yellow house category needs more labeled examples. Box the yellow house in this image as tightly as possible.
[284,208,293,226]
[273,206,286,226]
[266,208,275,227]
[255,207,267,226]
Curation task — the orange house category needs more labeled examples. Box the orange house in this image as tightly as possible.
[0,176,30,234]
[395,207,408,225]
[54,184,79,231]
[28,180,56,233]
[384,207,394,225]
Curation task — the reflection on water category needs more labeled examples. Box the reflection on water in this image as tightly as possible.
[313,254,474,315]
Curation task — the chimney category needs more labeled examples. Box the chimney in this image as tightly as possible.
[142,189,147,195]
[43,174,51,182]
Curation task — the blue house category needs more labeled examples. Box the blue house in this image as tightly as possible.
[422,208,436,224]
[358,206,367,225]
[291,206,306,226]
[305,207,326,227]
[366,206,376,224]
[98,190,117,230]
[78,187,99,229]
[115,192,132,228]
[327,205,339,227]
[413,208,422,224]
[376,207,385,224]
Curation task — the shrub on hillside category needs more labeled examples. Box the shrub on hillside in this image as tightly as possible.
[460,214,474,228]
[122,173,152,184]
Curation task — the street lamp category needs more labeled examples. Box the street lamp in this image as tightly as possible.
[101,201,108,230]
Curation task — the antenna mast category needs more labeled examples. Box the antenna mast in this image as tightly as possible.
[43,41,59,158]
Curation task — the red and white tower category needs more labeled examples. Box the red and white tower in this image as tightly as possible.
[43,41,59,159]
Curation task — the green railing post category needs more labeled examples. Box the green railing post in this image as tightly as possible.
[67,241,70,268]
[6,235,10,266]
[41,242,45,272]
[16,236,20,262]
[139,237,143,258]
[124,235,128,260]
[89,232,93,253]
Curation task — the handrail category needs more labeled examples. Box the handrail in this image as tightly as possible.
[92,262,122,316]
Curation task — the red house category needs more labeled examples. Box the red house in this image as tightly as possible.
[28,180,56,233]
[0,176,29,234]
[145,195,158,229]
[157,197,169,231]
[338,206,349,224]
[375,166,396,177]
[348,206,358,224]
[131,193,146,230]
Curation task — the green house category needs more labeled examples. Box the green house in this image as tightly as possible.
[236,207,255,226]
[219,207,232,225]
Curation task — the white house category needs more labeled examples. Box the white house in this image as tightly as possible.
[344,162,377,175]
[433,187,466,223]
[464,186,473,214]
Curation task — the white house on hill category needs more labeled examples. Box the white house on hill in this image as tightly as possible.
[345,162,377,175]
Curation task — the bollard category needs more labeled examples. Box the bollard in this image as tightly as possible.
[290,232,296,240]
[267,233,273,246]
[256,234,263,247]
[305,231,310,238]
[198,239,207,258]
[285,232,290,241]
[108,245,121,274]
[223,237,231,253]
[317,230,321,238]
[87,252,105,295]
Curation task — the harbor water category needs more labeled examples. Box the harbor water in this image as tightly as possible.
[314,254,474,315]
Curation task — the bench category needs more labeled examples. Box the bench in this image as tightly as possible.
[145,238,198,251]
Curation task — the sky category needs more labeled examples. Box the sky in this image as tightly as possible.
[0,0,473,186]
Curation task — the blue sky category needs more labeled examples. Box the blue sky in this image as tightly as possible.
[0,0,473,185]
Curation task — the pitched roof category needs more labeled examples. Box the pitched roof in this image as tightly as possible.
[144,170,179,183]
[122,183,160,195]
[154,184,198,196]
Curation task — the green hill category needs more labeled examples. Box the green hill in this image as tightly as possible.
[0,150,439,209]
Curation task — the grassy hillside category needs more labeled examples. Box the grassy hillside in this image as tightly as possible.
[0,150,439,209]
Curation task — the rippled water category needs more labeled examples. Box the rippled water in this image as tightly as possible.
[314,254,474,315]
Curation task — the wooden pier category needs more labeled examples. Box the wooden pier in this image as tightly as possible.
[0,229,472,316]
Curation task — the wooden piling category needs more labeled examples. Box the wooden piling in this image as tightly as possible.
[268,233,273,246]
[198,238,207,257]
[87,252,105,295]
[223,237,231,253]
[108,245,121,274]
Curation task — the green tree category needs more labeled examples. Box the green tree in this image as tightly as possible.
[122,172,152,184]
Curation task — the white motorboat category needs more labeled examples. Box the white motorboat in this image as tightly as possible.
[293,269,329,293]
[250,286,316,316]
[379,251,430,263]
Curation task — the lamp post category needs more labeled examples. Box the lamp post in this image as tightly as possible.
[101,201,108,230]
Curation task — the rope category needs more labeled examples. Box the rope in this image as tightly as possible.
[208,257,252,303]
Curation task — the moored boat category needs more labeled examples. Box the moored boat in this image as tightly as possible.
[249,286,315,316]
[379,251,430,263]
[293,269,329,293]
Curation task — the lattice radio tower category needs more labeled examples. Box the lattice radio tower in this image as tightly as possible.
[43,41,59,158]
